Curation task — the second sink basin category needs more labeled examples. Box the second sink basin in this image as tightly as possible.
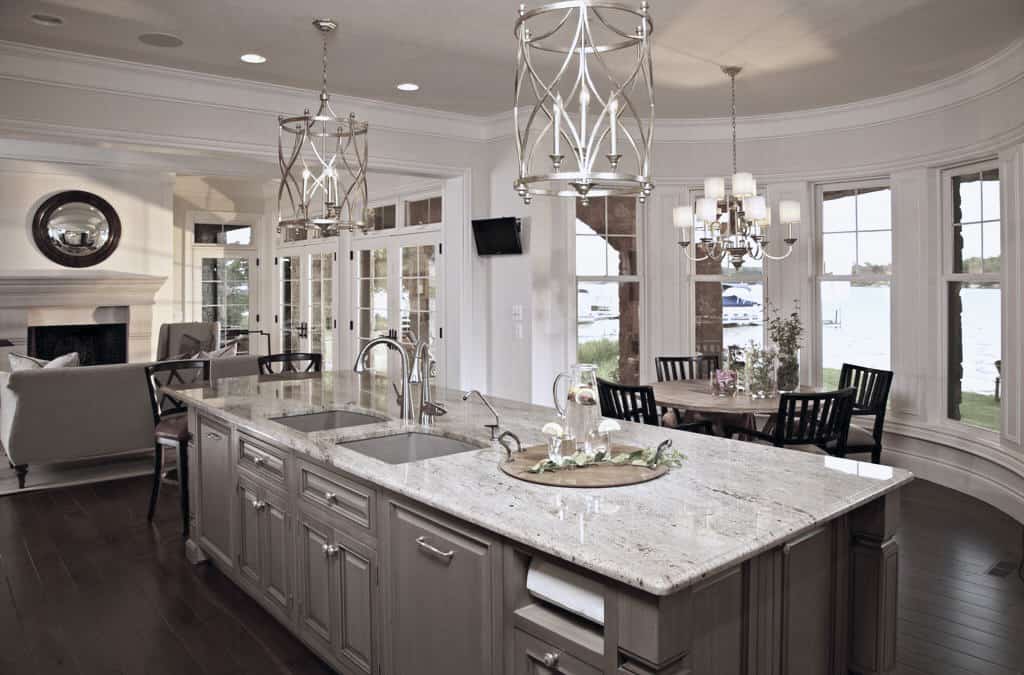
[341,432,484,465]
[271,409,386,433]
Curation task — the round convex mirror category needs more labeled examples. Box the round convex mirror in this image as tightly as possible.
[32,191,121,267]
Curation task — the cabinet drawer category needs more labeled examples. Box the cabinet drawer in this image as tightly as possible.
[298,461,375,534]
[514,629,602,675]
[238,432,288,486]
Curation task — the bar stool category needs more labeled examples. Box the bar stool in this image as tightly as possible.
[257,352,322,375]
[144,359,210,535]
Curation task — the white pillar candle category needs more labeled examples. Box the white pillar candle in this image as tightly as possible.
[704,177,726,201]
[553,94,562,156]
[609,97,618,155]
[732,172,756,197]
[580,89,589,148]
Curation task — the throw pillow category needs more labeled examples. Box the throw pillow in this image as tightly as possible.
[197,341,239,360]
[8,351,80,372]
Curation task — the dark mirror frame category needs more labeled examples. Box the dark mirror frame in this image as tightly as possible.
[32,190,122,268]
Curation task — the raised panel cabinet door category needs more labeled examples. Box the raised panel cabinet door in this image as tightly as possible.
[513,629,602,675]
[197,416,233,569]
[296,511,336,654]
[332,530,375,675]
[388,502,496,675]
[236,476,262,588]
[261,488,292,617]
[781,527,835,675]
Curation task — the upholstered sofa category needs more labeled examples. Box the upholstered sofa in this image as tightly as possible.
[0,355,258,489]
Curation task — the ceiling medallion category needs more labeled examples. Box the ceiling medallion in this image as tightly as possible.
[674,66,799,270]
[278,19,369,237]
[513,1,655,206]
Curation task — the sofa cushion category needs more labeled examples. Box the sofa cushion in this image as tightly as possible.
[8,351,80,371]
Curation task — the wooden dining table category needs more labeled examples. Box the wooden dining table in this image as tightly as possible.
[648,379,825,435]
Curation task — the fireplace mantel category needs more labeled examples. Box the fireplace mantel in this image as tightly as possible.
[0,270,167,366]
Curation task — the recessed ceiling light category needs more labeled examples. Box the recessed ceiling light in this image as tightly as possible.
[30,13,64,27]
[396,83,420,92]
[138,32,184,48]
[240,53,267,64]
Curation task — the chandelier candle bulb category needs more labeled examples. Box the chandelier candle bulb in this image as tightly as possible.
[705,177,726,201]
[553,94,562,156]
[609,97,619,156]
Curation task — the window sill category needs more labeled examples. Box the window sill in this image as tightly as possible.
[884,417,1024,475]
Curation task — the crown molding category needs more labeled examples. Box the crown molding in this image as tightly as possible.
[0,40,490,143]
[484,38,1024,142]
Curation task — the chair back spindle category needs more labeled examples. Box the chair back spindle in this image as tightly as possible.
[597,378,660,426]
[655,355,720,382]
[257,352,323,375]
[144,359,211,425]
[772,388,857,450]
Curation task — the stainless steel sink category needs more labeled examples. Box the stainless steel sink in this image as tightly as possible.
[271,410,386,433]
[341,432,485,464]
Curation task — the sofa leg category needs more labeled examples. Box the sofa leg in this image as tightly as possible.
[14,465,27,489]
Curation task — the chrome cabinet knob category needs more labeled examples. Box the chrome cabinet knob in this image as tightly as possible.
[251,500,267,511]
[253,456,266,467]
[541,652,559,668]
[322,544,340,557]
[324,492,338,503]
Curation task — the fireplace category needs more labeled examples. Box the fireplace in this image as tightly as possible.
[28,323,128,366]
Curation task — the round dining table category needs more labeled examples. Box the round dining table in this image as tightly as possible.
[648,379,825,435]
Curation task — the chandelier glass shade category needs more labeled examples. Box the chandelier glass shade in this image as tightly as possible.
[674,66,799,270]
[278,19,369,236]
[513,1,655,206]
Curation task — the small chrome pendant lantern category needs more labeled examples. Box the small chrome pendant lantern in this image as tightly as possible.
[513,1,655,206]
[278,19,369,236]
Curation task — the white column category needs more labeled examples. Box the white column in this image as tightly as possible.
[998,143,1024,451]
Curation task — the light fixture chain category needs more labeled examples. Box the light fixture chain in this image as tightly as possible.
[321,34,329,96]
[730,70,737,176]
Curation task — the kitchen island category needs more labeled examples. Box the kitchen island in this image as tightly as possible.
[170,371,911,675]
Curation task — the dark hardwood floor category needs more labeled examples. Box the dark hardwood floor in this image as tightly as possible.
[0,476,1022,674]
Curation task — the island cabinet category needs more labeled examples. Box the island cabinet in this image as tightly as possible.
[191,412,234,570]
[235,472,293,623]
[382,497,503,675]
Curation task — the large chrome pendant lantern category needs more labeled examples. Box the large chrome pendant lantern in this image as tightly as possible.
[513,1,655,206]
[278,19,369,236]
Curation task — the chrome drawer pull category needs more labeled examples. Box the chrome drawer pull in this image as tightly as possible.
[205,432,222,441]
[541,652,559,668]
[251,500,267,511]
[324,491,338,503]
[415,536,455,563]
[252,456,266,467]
[322,544,340,557]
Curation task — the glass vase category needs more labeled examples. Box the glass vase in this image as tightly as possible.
[745,346,777,399]
[777,349,800,393]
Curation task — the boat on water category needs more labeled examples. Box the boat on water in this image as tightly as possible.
[722,283,762,326]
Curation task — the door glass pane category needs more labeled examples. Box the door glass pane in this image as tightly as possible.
[357,248,388,375]
[947,283,1000,431]
[400,244,438,347]
[820,281,891,389]
[369,204,396,231]
[694,281,764,358]
[308,252,333,369]
[201,256,252,354]
[195,223,252,245]
[280,256,301,353]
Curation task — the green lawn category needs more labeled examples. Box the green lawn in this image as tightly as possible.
[823,368,1000,431]
[578,338,620,382]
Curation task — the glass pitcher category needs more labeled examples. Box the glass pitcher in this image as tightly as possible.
[552,364,600,454]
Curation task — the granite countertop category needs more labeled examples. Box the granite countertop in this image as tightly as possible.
[171,371,912,596]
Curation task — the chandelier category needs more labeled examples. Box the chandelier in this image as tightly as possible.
[673,66,799,270]
[513,1,655,206]
[278,19,369,236]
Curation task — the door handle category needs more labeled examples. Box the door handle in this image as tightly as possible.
[415,536,455,564]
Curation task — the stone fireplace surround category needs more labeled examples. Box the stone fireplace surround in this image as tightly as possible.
[0,270,166,370]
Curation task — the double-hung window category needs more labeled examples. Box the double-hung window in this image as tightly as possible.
[575,197,641,384]
[944,163,1001,432]
[816,184,892,388]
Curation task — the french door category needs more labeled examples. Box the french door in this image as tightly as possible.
[277,241,339,369]
[193,253,260,354]
[349,233,444,388]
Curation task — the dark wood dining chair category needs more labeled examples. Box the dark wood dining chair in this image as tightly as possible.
[654,355,720,382]
[144,359,210,535]
[839,363,894,464]
[257,352,323,375]
[597,378,713,435]
[725,388,857,455]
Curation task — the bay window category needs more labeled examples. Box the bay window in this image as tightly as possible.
[945,163,1001,432]
[817,184,892,388]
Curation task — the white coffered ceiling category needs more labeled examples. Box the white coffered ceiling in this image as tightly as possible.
[1,0,1022,118]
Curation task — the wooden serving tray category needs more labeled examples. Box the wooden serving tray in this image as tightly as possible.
[498,444,668,488]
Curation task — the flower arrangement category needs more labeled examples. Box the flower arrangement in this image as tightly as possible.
[744,342,777,399]
[767,301,803,392]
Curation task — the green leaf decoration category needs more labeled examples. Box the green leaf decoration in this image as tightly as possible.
[524,444,687,474]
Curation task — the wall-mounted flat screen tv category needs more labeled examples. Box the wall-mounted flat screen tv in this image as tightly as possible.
[472,217,523,255]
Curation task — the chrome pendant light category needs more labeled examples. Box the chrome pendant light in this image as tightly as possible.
[513,1,655,206]
[674,66,799,269]
[278,19,369,236]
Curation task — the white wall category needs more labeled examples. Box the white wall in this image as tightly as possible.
[0,159,174,356]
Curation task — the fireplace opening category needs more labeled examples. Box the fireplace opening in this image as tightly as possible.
[27,323,128,366]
